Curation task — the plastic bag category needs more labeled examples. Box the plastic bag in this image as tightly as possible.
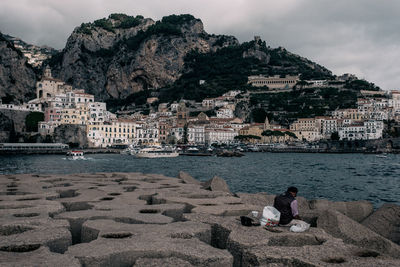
[290,221,310,232]
[260,206,280,227]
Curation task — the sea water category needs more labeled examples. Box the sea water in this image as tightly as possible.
[1,153,399,208]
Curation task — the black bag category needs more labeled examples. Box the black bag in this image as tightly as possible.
[240,216,254,226]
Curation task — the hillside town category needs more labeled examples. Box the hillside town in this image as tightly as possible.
[1,66,400,148]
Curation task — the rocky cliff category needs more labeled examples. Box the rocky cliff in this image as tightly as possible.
[53,124,88,148]
[0,33,37,103]
[48,14,238,100]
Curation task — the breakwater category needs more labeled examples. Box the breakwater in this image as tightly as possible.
[1,153,399,208]
[0,172,399,266]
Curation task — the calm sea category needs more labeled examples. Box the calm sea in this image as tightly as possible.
[0,153,399,208]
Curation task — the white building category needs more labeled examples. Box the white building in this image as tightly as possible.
[0,103,42,112]
[321,118,338,138]
[205,127,238,145]
[135,122,159,145]
[188,125,205,145]
[216,107,234,118]
[202,99,215,109]
[88,102,107,125]
[338,120,383,141]
[170,127,185,143]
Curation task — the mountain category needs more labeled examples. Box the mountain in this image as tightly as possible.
[3,34,58,68]
[0,32,37,103]
[48,14,238,100]
[47,14,334,103]
[0,13,379,118]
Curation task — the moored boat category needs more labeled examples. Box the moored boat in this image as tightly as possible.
[135,146,179,158]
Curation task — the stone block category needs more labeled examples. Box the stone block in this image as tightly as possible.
[362,204,400,245]
[309,199,373,222]
[178,171,202,185]
[0,246,80,267]
[202,176,232,194]
[316,209,400,258]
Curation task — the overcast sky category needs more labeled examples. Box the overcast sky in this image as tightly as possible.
[1,0,399,90]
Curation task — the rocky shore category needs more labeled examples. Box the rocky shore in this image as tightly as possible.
[0,172,399,266]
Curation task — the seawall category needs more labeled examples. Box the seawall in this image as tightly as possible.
[0,172,399,266]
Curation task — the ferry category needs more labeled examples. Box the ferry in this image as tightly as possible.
[67,150,85,160]
[135,146,179,158]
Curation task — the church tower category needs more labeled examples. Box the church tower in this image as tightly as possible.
[264,116,271,130]
[177,101,188,127]
[43,65,52,79]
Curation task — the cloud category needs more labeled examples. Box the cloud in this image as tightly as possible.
[0,0,399,90]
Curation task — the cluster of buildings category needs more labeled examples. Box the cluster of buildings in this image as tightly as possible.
[2,66,400,147]
[290,91,400,142]
[5,35,56,68]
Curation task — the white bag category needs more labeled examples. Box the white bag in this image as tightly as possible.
[290,221,310,232]
[260,206,280,227]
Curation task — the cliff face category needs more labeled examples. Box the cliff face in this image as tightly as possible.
[0,33,37,103]
[53,124,88,148]
[49,14,238,100]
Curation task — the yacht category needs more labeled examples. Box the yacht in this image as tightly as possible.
[67,150,85,160]
[135,146,179,158]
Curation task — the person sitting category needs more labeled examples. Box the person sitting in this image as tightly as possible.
[273,186,302,226]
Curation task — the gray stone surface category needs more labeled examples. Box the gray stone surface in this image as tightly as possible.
[317,209,400,258]
[0,246,80,267]
[202,176,232,194]
[310,199,373,222]
[362,204,400,245]
[0,172,399,266]
[134,257,195,267]
[178,171,202,185]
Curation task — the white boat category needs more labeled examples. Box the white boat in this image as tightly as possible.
[135,147,179,158]
[121,145,140,155]
[67,150,85,160]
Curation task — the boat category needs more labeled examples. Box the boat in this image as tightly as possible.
[135,146,179,158]
[179,146,213,156]
[376,153,388,158]
[120,145,140,155]
[67,150,85,160]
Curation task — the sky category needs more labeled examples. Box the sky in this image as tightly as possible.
[1,0,399,90]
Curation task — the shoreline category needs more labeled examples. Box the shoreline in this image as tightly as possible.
[0,148,398,155]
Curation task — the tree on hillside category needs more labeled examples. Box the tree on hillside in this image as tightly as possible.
[251,108,268,123]
[25,112,44,132]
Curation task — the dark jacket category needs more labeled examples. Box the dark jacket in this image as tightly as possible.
[273,192,295,225]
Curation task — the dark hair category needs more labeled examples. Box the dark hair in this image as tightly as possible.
[287,186,298,193]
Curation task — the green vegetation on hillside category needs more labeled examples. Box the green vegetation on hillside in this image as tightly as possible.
[344,79,380,91]
[25,112,44,132]
[249,87,358,124]
[158,44,259,103]
[123,14,195,51]
[76,14,145,35]
[158,40,333,103]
